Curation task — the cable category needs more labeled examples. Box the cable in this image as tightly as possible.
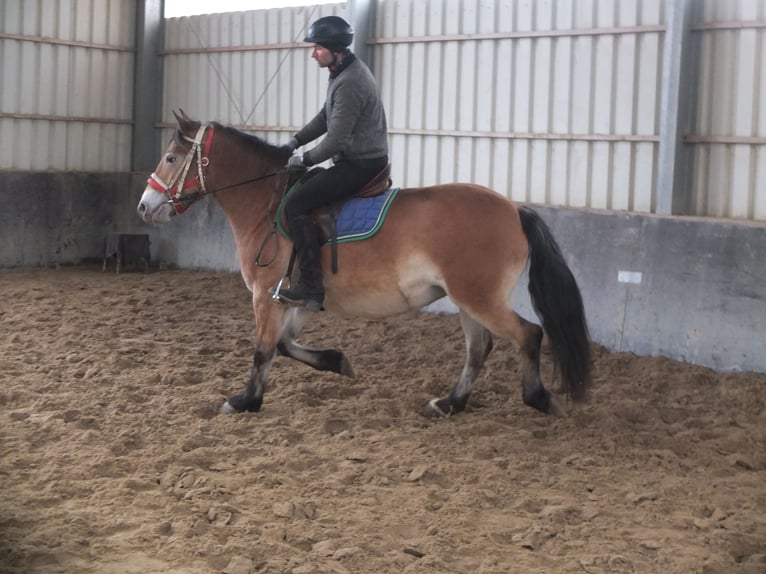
[182,5,320,127]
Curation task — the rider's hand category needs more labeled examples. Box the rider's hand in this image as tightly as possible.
[287,154,307,175]
[279,137,299,156]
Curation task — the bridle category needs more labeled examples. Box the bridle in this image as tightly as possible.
[146,122,292,266]
[147,125,215,214]
[147,123,287,216]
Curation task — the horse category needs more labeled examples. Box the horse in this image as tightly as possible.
[137,110,591,418]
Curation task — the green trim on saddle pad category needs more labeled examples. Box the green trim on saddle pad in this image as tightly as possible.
[277,184,400,245]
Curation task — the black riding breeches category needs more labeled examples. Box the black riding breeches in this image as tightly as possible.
[284,157,388,222]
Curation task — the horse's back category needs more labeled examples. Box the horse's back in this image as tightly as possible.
[387,183,527,257]
[398,182,515,206]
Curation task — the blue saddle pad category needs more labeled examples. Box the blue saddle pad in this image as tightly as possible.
[333,187,399,243]
[277,185,400,244]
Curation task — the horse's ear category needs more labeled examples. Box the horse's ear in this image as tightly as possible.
[172,109,200,134]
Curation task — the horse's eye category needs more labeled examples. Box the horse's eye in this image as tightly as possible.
[166,154,176,164]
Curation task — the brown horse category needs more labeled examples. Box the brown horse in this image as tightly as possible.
[137,110,591,417]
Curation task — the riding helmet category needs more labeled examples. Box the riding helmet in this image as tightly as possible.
[304,16,354,52]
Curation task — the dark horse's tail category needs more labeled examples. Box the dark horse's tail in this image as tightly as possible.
[518,206,591,401]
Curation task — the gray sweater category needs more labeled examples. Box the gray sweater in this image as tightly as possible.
[296,56,388,166]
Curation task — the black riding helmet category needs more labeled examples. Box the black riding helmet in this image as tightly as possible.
[304,16,354,52]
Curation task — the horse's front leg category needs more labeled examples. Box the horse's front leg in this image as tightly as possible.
[276,307,355,377]
[221,347,276,413]
[221,292,284,414]
[277,340,355,377]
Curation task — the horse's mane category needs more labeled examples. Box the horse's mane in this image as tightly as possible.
[210,122,288,161]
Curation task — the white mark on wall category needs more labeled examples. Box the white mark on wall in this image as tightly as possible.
[618,270,643,285]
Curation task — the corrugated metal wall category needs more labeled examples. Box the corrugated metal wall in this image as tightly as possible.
[161,0,764,221]
[161,3,346,147]
[0,0,135,171]
[689,0,766,220]
[375,0,664,214]
[373,0,765,220]
[1,1,763,221]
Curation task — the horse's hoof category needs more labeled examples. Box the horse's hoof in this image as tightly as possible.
[222,393,262,413]
[340,356,355,378]
[220,400,238,414]
[423,398,451,418]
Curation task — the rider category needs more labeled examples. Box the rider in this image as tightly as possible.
[276,15,389,311]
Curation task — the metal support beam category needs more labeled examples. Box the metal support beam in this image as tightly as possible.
[348,0,377,72]
[656,0,696,215]
[132,0,165,173]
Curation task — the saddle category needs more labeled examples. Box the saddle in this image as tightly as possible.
[279,164,394,273]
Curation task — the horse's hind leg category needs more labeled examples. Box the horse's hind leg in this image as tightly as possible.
[432,299,556,416]
[478,307,557,414]
[425,310,493,417]
[514,315,552,413]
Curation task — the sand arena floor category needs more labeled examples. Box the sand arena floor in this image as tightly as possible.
[1,267,764,573]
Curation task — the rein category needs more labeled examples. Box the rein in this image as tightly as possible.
[147,124,285,214]
[174,169,285,208]
[147,123,290,267]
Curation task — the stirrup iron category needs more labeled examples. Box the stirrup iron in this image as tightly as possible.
[270,245,298,302]
[270,275,290,301]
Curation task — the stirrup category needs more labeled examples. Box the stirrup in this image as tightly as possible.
[275,284,324,312]
[270,275,290,301]
[277,295,323,312]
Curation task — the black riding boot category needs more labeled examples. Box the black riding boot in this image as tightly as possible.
[277,215,325,311]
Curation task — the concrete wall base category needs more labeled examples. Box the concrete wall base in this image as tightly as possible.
[2,172,763,374]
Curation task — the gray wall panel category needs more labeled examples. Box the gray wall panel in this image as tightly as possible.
[0,0,135,171]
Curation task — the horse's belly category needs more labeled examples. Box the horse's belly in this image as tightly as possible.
[324,286,442,317]
[324,255,446,317]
